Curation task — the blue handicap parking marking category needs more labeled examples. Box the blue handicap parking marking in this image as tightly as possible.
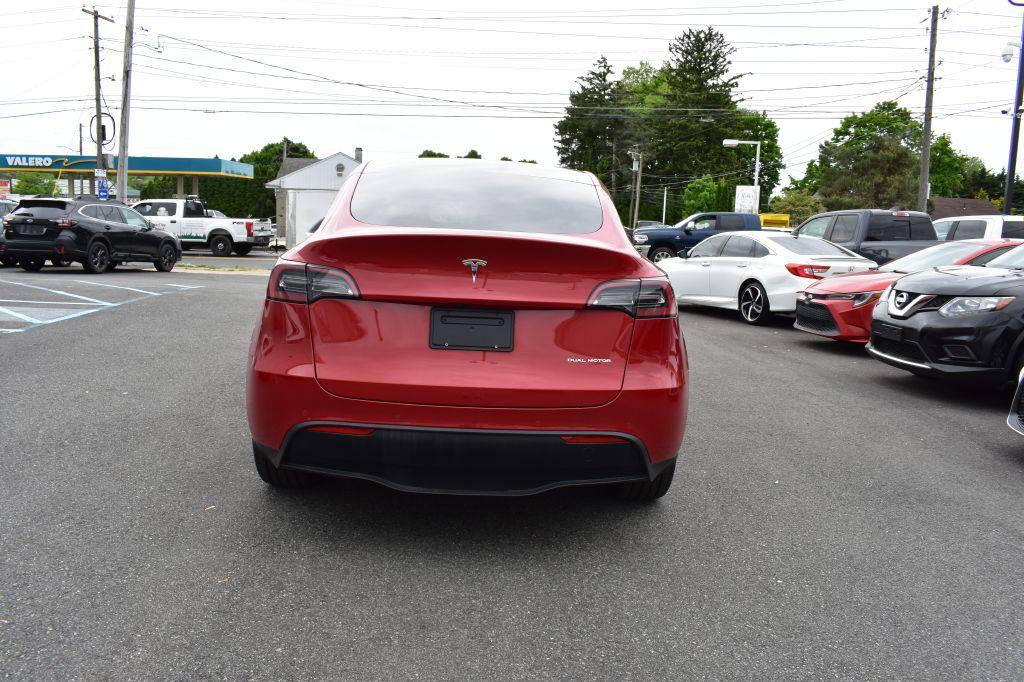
[0,276,205,333]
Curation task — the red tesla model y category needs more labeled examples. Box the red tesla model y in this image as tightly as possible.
[247,160,688,500]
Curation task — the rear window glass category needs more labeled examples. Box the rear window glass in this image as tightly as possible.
[350,161,603,233]
[866,216,910,241]
[909,216,936,239]
[11,201,70,219]
[765,235,853,256]
[880,241,988,273]
[953,220,985,240]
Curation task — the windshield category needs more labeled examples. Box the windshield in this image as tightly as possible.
[880,241,989,273]
[764,234,857,256]
[986,244,1024,269]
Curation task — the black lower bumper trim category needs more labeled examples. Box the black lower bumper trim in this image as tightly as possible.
[261,423,666,496]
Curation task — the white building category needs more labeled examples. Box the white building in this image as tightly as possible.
[266,148,362,247]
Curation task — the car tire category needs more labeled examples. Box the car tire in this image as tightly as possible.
[739,281,772,325]
[50,257,72,267]
[648,246,677,263]
[19,257,46,272]
[83,241,110,274]
[253,444,314,488]
[233,244,253,256]
[209,235,232,257]
[154,243,177,272]
[612,462,675,501]
[0,255,16,267]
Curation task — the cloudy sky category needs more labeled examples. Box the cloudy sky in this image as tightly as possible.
[4,0,1021,188]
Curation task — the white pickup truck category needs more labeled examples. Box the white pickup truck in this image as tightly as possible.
[132,197,273,256]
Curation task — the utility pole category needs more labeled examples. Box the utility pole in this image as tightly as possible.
[627,149,644,230]
[116,0,136,203]
[662,186,668,224]
[1005,13,1024,215]
[83,7,114,195]
[917,5,940,212]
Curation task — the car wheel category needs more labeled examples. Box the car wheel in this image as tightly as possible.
[0,255,16,267]
[648,246,677,262]
[233,244,253,256]
[209,235,232,257]
[83,241,110,274]
[50,258,72,267]
[739,281,772,325]
[154,243,177,272]
[612,462,675,501]
[253,444,314,488]
[19,257,46,272]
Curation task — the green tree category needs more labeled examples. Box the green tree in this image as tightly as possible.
[419,149,449,158]
[680,175,718,216]
[769,188,825,224]
[460,149,482,159]
[928,134,969,197]
[12,172,57,195]
[815,102,922,209]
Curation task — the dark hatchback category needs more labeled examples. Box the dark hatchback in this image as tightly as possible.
[867,245,1024,382]
[0,196,181,273]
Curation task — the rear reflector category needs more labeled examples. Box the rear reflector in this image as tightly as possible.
[308,425,375,436]
[267,261,360,304]
[560,435,629,444]
[587,277,676,318]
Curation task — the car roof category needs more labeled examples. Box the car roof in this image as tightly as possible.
[934,214,1022,221]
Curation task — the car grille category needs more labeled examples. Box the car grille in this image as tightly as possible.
[871,336,928,364]
[795,300,839,334]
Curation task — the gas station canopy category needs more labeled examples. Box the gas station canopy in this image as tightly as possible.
[0,153,253,179]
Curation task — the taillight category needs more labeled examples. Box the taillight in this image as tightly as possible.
[56,217,76,228]
[267,261,360,304]
[587,277,676,318]
[786,263,830,279]
[245,221,254,237]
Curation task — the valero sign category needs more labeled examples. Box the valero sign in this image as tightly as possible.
[5,156,54,168]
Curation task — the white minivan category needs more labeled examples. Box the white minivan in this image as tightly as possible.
[932,215,1024,241]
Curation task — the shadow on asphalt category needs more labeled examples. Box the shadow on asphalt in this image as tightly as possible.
[256,476,664,548]
[678,303,796,330]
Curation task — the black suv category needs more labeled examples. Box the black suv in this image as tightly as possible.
[867,244,1024,383]
[0,196,181,273]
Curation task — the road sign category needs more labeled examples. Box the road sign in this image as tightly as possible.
[734,185,760,214]
[97,178,109,200]
[94,168,107,179]
[0,179,9,198]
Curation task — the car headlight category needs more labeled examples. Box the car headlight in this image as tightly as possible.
[852,291,882,307]
[633,233,649,244]
[938,296,1014,317]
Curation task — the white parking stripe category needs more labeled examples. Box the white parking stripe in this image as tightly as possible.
[157,283,204,289]
[74,280,161,296]
[0,306,44,324]
[0,299,98,306]
[0,279,114,306]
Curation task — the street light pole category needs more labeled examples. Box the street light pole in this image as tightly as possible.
[116,0,136,203]
[723,138,762,211]
[1005,13,1024,215]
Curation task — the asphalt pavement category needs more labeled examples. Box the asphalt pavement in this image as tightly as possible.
[1,267,1022,678]
[179,250,279,269]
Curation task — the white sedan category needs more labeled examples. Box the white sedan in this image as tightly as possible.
[658,231,876,324]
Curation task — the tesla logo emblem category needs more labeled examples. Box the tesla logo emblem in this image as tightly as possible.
[895,292,909,307]
[462,258,487,283]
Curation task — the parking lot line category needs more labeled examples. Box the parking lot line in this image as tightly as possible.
[74,280,161,296]
[0,306,44,324]
[0,279,114,306]
[0,299,98,306]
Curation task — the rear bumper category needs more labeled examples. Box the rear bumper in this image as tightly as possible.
[258,423,671,495]
[247,235,271,245]
[0,237,84,260]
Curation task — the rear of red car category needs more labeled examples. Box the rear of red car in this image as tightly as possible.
[247,160,687,498]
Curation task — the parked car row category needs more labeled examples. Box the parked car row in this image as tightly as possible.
[0,195,181,273]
